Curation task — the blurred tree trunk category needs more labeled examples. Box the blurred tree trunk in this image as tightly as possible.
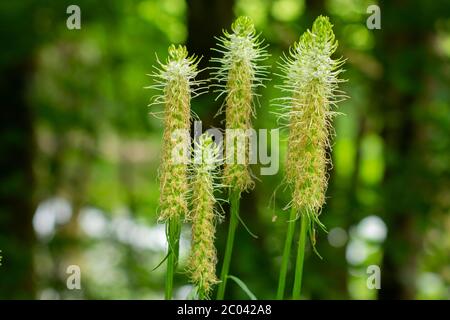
[186,0,234,72]
[304,0,325,26]
[186,0,234,129]
[373,0,442,299]
[0,60,35,299]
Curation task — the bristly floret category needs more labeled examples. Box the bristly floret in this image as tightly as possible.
[211,16,270,192]
[211,16,270,101]
[277,16,345,117]
[147,44,204,109]
[276,16,346,240]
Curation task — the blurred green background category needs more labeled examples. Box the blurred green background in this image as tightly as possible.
[0,0,449,300]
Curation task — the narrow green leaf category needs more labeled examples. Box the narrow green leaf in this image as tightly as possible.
[227,275,257,300]
[237,213,258,239]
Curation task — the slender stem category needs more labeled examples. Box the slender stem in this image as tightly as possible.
[217,190,240,300]
[165,216,181,300]
[292,212,308,299]
[276,206,297,299]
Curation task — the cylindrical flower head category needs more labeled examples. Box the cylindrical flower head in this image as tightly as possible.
[279,16,344,218]
[151,45,200,221]
[187,133,221,299]
[212,16,269,192]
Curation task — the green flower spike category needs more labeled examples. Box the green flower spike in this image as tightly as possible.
[279,15,345,233]
[150,44,201,222]
[212,16,269,300]
[276,16,346,300]
[211,16,269,192]
[187,133,222,299]
[148,44,201,300]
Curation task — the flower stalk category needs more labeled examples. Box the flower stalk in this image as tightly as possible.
[211,16,269,299]
[276,16,345,299]
[149,44,200,300]
[276,206,297,299]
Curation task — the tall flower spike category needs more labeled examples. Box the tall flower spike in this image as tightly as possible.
[211,16,269,192]
[187,133,221,299]
[278,16,345,232]
[150,44,200,221]
[148,45,201,299]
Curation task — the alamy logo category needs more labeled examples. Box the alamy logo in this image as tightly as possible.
[366,5,381,30]
[66,265,81,290]
[170,121,280,176]
[366,265,381,290]
[66,5,81,30]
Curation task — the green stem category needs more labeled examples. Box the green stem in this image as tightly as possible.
[276,206,297,299]
[292,212,308,299]
[217,190,240,300]
[165,216,181,300]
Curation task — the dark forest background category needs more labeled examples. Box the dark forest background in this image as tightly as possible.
[0,0,449,299]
